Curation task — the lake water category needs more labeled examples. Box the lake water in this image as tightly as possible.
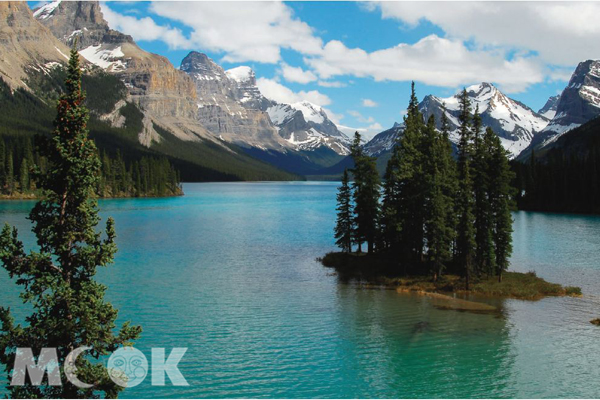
[1,182,600,398]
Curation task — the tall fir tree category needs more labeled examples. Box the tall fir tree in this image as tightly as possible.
[423,113,457,280]
[334,169,354,253]
[455,89,476,290]
[485,127,514,282]
[472,106,494,276]
[350,132,380,253]
[0,46,141,398]
[394,82,427,264]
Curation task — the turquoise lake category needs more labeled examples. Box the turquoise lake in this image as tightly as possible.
[1,182,600,398]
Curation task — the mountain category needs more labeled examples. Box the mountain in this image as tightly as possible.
[527,60,600,151]
[34,0,215,146]
[0,2,70,90]
[266,101,350,155]
[3,0,297,182]
[538,95,561,120]
[180,51,289,151]
[420,83,549,158]
[363,122,404,157]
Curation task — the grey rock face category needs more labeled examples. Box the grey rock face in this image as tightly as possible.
[180,52,289,150]
[538,95,561,120]
[537,60,600,146]
[363,122,403,157]
[419,83,549,158]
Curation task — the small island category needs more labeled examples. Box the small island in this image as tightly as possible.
[321,252,581,301]
[325,85,581,305]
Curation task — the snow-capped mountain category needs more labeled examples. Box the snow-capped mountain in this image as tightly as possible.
[363,123,404,157]
[363,83,548,159]
[0,1,70,91]
[533,60,600,148]
[538,95,561,120]
[180,51,289,151]
[266,102,350,155]
[420,83,550,158]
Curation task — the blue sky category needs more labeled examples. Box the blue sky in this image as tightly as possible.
[32,1,600,138]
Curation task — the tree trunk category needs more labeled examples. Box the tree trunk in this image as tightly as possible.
[368,240,373,254]
[357,241,362,254]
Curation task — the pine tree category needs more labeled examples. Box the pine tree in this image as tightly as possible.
[455,89,476,290]
[472,106,494,276]
[394,82,426,264]
[0,46,141,398]
[486,128,514,282]
[19,158,29,192]
[334,169,354,253]
[6,152,14,195]
[350,132,380,253]
[423,113,457,280]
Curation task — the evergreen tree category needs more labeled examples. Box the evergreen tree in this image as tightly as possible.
[6,152,14,194]
[393,82,427,264]
[455,89,476,289]
[0,46,141,398]
[472,106,494,276]
[334,169,354,253]
[350,132,380,253]
[19,158,29,192]
[423,113,457,280]
[486,128,514,282]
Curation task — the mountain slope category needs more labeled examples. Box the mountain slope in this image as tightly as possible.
[527,60,600,151]
[420,83,549,158]
[0,1,70,90]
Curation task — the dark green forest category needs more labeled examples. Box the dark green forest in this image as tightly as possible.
[334,84,515,286]
[0,74,181,197]
[0,66,298,199]
[513,117,600,214]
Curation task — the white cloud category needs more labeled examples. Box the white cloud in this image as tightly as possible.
[337,125,381,142]
[347,110,375,124]
[256,78,331,106]
[318,80,346,88]
[305,35,545,93]
[362,99,378,107]
[322,108,344,125]
[101,3,191,49]
[279,63,317,84]
[369,2,600,67]
[147,1,322,64]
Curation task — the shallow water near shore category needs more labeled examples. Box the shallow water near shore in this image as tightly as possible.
[1,182,600,398]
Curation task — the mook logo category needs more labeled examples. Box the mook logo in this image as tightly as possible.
[10,346,188,388]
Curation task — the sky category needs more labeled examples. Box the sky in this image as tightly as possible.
[31,1,600,139]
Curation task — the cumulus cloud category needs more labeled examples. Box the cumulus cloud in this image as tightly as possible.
[305,35,545,93]
[256,78,331,106]
[362,99,378,107]
[279,63,317,84]
[348,110,375,124]
[101,3,191,49]
[368,2,600,67]
[147,1,322,64]
[318,81,347,88]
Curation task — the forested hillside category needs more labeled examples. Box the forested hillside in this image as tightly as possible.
[513,117,600,214]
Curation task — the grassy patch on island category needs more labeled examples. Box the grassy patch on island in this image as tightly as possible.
[320,252,582,300]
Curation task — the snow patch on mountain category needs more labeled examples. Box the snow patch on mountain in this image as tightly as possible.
[33,0,61,20]
[79,45,126,71]
[225,66,254,83]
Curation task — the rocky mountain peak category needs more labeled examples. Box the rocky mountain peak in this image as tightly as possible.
[0,1,70,90]
[225,66,256,85]
[537,59,600,145]
[181,51,228,83]
[32,0,130,49]
[538,95,561,120]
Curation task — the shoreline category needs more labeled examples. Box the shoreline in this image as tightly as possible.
[320,252,582,301]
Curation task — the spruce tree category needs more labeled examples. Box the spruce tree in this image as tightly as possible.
[394,82,426,264]
[472,106,494,276]
[455,89,476,290]
[350,132,380,253]
[334,169,354,253]
[0,46,141,398]
[423,113,457,280]
[485,127,514,282]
